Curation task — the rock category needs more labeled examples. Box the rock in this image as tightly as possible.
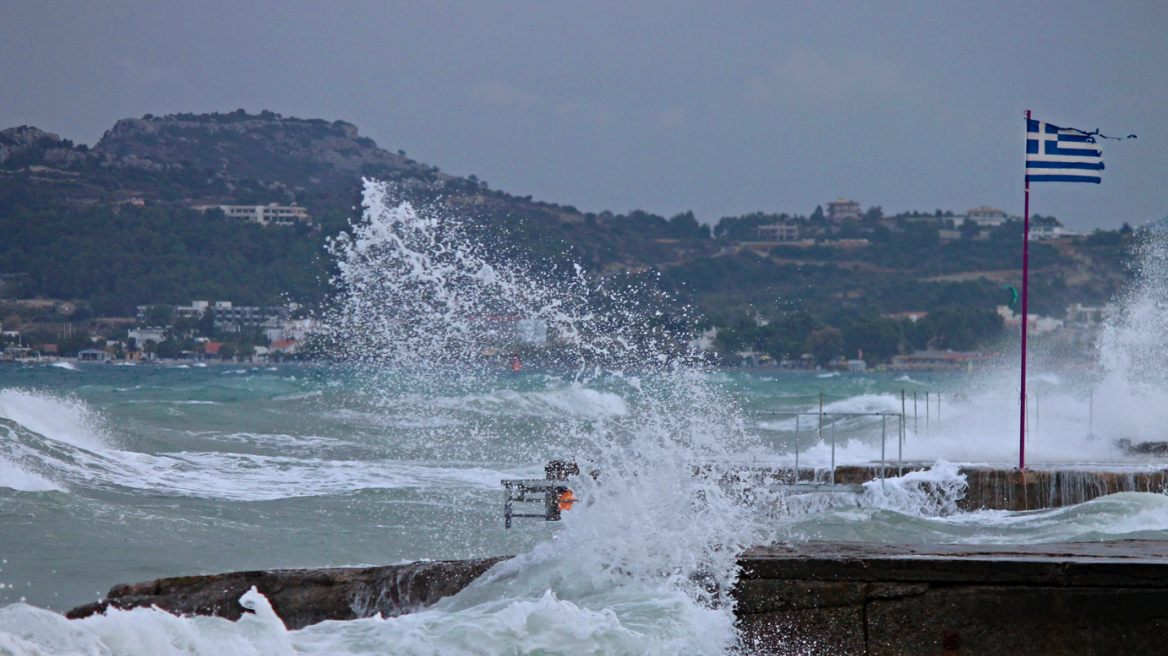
[66,557,509,630]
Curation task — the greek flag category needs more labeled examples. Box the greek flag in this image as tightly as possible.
[1025,119,1103,184]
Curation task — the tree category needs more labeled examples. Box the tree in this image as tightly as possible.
[146,305,174,327]
[197,309,216,337]
[907,307,1003,351]
[960,218,981,240]
[809,205,826,223]
[806,327,844,365]
[834,316,906,363]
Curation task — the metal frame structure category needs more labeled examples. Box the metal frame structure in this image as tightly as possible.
[501,479,573,528]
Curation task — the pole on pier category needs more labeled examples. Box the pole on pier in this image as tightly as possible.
[901,388,906,443]
[831,416,837,488]
[913,391,918,435]
[794,414,800,484]
[881,414,887,488]
[1088,389,1095,440]
[899,390,906,476]
[1019,109,1031,470]
[926,392,930,437]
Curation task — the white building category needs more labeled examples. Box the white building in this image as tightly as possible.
[264,318,321,344]
[193,203,310,226]
[1028,223,1065,240]
[826,199,862,222]
[966,206,1008,226]
[757,223,800,241]
[1066,303,1115,326]
[997,306,1064,334]
[128,328,166,344]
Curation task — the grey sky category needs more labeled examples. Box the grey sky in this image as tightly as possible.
[2,1,1165,230]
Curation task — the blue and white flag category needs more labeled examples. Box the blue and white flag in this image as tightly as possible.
[1026,119,1105,184]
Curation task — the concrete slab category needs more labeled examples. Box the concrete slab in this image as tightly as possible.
[736,540,1168,655]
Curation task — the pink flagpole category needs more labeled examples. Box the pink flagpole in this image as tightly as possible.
[1020,109,1031,470]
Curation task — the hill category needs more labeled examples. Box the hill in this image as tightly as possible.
[0,110,1141,362]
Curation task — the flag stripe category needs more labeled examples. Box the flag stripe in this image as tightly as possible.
[1044,142,1102,157]
[1026,160,1104,171]
[1026,174,1101,183]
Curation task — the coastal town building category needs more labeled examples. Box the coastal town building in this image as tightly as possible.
[757,223,800,241]
[885,312,928,323]
[128,328,166,344]
[889,350,989,371]
[826,199,862,222]
[966,206,1009,226]
[264,318,320,344]
[997,306,1064,334]
[1066,303,1114,326]
[191,203,310,226]
[138,301,288,330]
[78,349,110,362]
[1028,219,1066,240]
[269,339,298,355]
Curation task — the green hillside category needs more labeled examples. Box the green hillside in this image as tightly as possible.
[0,110,1140,361]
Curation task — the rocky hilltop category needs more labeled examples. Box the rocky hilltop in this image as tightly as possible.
[1,111,459,206]
[0,110,715,316]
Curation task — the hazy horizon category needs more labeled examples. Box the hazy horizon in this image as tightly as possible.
[2,1,1165,230]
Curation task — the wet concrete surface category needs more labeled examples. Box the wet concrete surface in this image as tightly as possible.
[736,540,1168,655]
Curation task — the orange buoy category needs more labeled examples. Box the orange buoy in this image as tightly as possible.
[511,354,522,371]
[558,489,576,512]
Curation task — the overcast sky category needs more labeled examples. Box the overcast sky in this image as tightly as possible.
[2,1,1165,229]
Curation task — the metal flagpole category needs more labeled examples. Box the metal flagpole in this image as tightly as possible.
[1020,109,1031,470]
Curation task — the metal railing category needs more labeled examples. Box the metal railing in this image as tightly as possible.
[757,411,905,488]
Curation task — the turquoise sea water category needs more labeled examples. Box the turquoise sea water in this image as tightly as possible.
[2,362,1165,620]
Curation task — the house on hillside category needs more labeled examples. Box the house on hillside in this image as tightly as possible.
[967,206,1009,227]
[757,223,800,241]
[1028,216,1065,240]
[885,312,928,323]
[192,203,311,226]
[826,199,862,222]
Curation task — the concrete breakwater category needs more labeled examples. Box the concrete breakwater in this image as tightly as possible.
[743,464,1168,511]
[735,540,1168,655]
[67,541,1168,654]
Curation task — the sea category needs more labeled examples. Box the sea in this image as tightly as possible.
[2,182,1168,655]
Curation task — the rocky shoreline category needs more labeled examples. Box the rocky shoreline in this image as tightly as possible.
[66,557,509,630]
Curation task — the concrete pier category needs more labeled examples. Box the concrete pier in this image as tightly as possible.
[735,540,1168,655]
[745,464,1168,511]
